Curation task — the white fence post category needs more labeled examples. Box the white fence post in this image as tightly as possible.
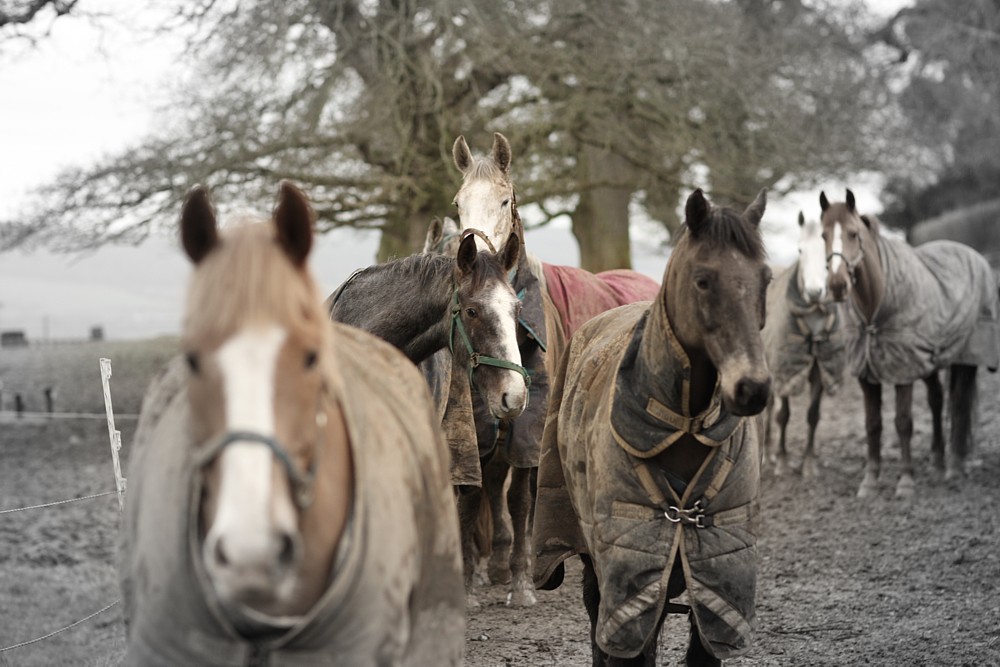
[99,358,127,512]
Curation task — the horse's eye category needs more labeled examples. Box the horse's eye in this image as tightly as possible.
[185,352,200,374]
[500,199,510,208]
[465,307,478,318]
[452,199,458,207]
[304,350,318,369]
[695,277,711,291]
[848,230,859,240]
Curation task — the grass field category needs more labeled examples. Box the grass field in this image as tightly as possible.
[1,339,177,666]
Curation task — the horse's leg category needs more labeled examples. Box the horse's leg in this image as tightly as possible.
[924,372,945,474]
[456,487,484,609]
[893,383,915,498]
[506,465,536,606]
[802,363,824,480]
[581,555,657,667]
[858,378,882,498]
[947,364,978,481]
[482,456,513,585]
[773,396,791,476]
[685,613,721,667]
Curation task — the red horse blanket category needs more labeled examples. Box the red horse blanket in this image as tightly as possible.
[543,264,660,340]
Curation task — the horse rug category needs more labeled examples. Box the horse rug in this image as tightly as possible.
[543,263,660,340]
[846,237,1000,385]
[762,261,845,397]
[120,324,464,666]
[533,302,761,660]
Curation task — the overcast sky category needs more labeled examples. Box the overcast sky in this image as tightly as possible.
[0,1,906,340]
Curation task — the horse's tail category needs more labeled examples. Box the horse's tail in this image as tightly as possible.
[948,364,978,459]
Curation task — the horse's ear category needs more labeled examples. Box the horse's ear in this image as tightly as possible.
[500,229,520,273]
[180,185,219,264]
[798,211,805,227]
[453,135,473,174]
[423,218,444,253]
[684,189,710,235]
[743,188,767,228]
[846,189,856,212]
[274,181,315,267]
[819,191,830,212]
[456,230,478,275]
[492,132,512,174]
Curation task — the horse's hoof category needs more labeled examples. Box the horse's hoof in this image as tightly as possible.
[801,457,820,480]
[506,588,537,607]
[944,463,965,482]
[773,456,790,477]
[466,593,481,612]
[857,478,878,498]
[895,475,915,498]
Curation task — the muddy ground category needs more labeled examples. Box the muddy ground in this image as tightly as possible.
[1,342,999,665]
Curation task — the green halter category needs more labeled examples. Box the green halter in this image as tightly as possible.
[449,287,531,390]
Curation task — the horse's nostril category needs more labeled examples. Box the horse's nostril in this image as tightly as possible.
[277,532,296,568]
[501,393,510,410]
[214,537,229,567]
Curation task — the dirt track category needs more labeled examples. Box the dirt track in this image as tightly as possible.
[464,373,1000,666]
[2,344,1000,665]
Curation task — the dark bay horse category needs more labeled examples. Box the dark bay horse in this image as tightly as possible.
[327,228,528,420]
[533,188,771,666]
[120,183,464,665]
[762,211,846,478]
[439,132,661,608]
[820,189,1000,497]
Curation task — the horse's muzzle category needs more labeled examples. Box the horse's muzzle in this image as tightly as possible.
[729,376,772,416]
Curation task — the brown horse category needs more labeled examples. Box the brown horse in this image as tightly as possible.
[762,211,846,478]
[533,188,771,666]
[820,189,1000,498]
[436,132,660,608]
[120,183,464,665]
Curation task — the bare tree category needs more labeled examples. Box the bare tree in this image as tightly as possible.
[3,0,888,271]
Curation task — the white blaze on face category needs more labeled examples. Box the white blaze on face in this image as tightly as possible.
[456,180,511,253]
[829,222,844,275]
[208,324,292,566]
[798,220,828,300]
[485,282,528,413]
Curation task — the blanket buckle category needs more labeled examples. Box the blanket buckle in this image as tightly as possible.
[665,500,707,528]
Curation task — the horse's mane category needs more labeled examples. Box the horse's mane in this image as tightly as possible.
[371,248,508,292]
[678,206,767,261]
[183,217,328,344]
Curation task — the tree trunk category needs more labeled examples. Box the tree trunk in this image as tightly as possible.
[572,144,633,272]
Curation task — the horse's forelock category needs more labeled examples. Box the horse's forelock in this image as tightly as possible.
[184,221,327,345]
[462,156,511,188]
[678,206,767,261]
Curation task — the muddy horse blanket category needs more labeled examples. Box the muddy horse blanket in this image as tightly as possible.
[120,324,464,666]
[533,302,761,660]
[846,237,1000,385]
[762,261,846,397]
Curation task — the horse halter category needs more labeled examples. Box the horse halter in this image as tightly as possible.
[192,410,327,511]
[826,237,865,285]
[449,287,531,391]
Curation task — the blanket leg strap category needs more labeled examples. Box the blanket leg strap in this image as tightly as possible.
[665,602,692,615]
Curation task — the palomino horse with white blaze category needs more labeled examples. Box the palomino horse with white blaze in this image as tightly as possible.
[820,189,1000,498]
[119,183,464,665]
[534,188,771,666]
[436,132,660,608]
[762,211,846,478]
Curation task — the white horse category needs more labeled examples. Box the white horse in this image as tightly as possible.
[762,211,846,478]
